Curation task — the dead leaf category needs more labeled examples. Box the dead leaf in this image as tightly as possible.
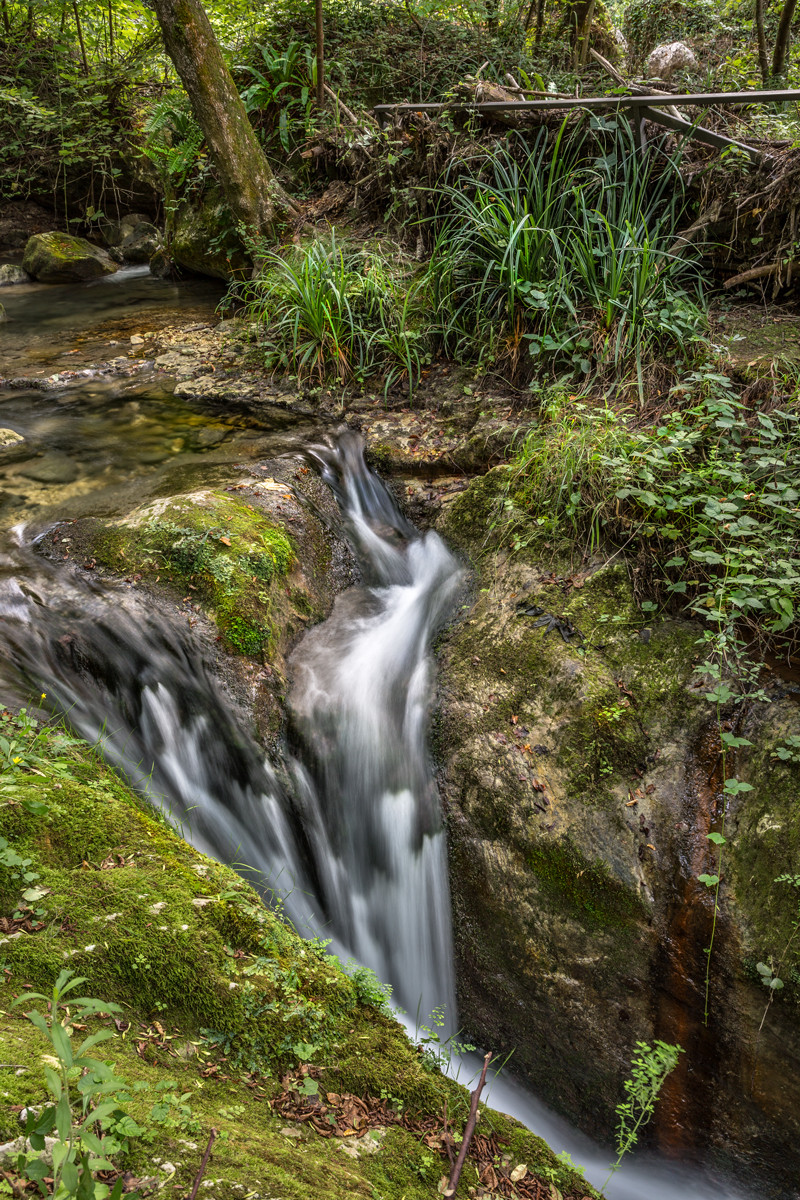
[220,536,231,546]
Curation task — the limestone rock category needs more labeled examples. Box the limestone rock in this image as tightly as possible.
[0,264,30,287]
[22,232,118,283]
[102,212,152,248]
[646,40,698,80]
[0,428,24,447]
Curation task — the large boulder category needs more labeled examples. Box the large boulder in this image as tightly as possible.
[22,232,117,283]
[646,40,698,79]
[434,470,800,1198]
[170,188,249,280]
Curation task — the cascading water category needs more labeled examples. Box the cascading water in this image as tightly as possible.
[0,428,752,1200]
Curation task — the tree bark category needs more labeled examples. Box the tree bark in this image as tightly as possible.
[315,0,325,109]
[772,0,799,80]
[151,0,297,245]
[755,0,770,84]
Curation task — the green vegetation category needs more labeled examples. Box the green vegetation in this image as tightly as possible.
[0,711,595,1200]
[503,369,800,653]
[94,492,298,659]
[601,1040,683,1194]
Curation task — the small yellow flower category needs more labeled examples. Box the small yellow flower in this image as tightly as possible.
[12,756,21,764]
[40,693,46,700]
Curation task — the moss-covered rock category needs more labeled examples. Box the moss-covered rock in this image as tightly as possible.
[171,188,248,281]
[433,471,800,1196]
[21,232,118,283]
[0,721,597,1200]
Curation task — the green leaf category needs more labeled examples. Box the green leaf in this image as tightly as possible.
[756,962,772,976]
[698,873,720,887]
[706,832,726,845]
[55,1092,72,1142]
[770,977,784,990]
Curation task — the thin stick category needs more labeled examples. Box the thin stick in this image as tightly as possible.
[443,1099,455,1168]
[443,1052,492,1198]
[315,0,325,109]
[187,1128,217,1200]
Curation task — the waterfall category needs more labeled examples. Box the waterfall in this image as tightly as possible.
[0,431,461,1020]
[0,431,752,1200]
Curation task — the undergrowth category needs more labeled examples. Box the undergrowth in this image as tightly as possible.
[504,367,800,649]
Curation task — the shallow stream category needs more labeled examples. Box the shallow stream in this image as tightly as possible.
[0,271,756,1200]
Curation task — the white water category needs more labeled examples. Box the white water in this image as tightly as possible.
[0,432,757,1200]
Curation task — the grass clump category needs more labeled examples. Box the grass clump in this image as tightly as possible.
[239,231,429,396]
[428,122,707,398]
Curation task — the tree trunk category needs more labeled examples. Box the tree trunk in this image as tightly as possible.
[151,0,297,245]
[772,0,799,80]
[755,0,770,84]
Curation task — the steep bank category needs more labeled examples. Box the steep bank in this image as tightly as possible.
[430,467,800,1198]
[0,721,594,1200]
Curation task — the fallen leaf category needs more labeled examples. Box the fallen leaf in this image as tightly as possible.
[220,536,231,546]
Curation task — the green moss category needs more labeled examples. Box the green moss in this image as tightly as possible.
[0,720,600,1198]
[528,838,645,930]
[91,491,297,658]
[729,724,800,1004]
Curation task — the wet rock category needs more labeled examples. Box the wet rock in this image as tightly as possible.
[646,41,698,80]
[22,232,118,283]
[18,454,79,484]
[101,212,152,248]
[119,221,160,264]
[0,264,30,287]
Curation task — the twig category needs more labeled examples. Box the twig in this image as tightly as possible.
[443,1099,455,1168]
[443,1052,492,1198]
[187,1129,217,1200]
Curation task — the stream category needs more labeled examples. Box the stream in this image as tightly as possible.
[0,271,756,1200]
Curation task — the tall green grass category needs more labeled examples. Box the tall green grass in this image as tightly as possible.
[237,232,429,395]
[428,121,708,399]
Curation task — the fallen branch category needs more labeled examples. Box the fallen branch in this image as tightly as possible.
[443,1052,492,1198]
[187,1128,218,1200]
[723,259,797,289]
[589,47,682,119]
[667,200,722,257]
[323,83,376,127]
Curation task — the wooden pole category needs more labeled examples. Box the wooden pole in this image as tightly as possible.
[315,0,325,109]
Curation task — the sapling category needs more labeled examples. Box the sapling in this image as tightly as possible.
[601,1040,683,1195]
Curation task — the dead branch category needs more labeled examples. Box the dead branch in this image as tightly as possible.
[723,259,798,288]
[323,83,376,127]
[443,1052,492,1198]
[187,1129,218,1200]
[667,200,723,257]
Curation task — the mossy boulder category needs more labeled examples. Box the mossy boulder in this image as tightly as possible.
[171,188,248,281]
[0,721,597,1200]
[41,472,345,741]
[434,469,800,1196]
[21,232,118,283]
